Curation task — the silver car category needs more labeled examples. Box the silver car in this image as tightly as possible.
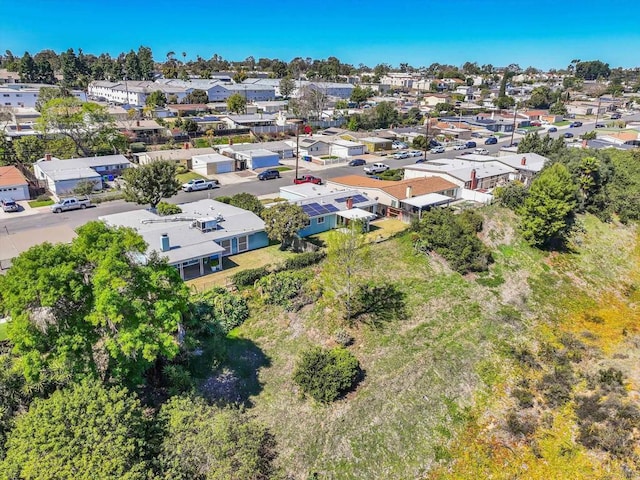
[1,198,19,212]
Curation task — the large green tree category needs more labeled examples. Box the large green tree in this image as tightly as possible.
[146,90,167,107]
[182,89,209,104]
[229,192,264,216]
[122,161,181,209]
[261,202,309,249]
[36,97,120,157]
[0,380,149,480]
[518,163,578,248]
[226,93,247,114]
[0,222,189,385]
[157,396,277,480]
[279,76,295,99]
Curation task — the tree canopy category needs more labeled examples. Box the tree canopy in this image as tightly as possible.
[157,396,277,480]
[518,163,578,248]
[122,160,181,209]
[0,221,189,386]
[0,380,149,480]
[226,93,247,114]
[261,203,309,249]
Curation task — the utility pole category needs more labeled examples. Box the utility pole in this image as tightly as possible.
[295,123,300,180]
[509,104,518,147]
[594,96,602,127]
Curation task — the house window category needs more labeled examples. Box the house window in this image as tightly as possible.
[317,216,325,224]
[219,239,231,255]
[391,200,398,208]
[237,235,248,252]
[182,258,199,267]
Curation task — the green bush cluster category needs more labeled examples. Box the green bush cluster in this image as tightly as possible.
[412,208,492,273]
[189,286,250,335]
[282,251,326,270]
[231,266,271,288]
[293,347,360,403]
[256,271,307,310]
[156,201,182,216]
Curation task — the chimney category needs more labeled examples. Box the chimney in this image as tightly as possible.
[470,169,478,190]
[183,142,190,149]
[406,186,413,198]
[521,156,527,165]
[45,153,52,161]
[346,197,354,209]
[160,233,170,252]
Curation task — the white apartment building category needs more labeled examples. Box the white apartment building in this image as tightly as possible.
[88,81,189,106]
[0,83,86,108]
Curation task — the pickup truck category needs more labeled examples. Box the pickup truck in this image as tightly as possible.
[50,197,91,213]
[182,179,219,192]
[293,175,322,185]
[364,163,390,174]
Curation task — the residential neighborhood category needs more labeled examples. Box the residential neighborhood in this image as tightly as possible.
[1,15,640,480]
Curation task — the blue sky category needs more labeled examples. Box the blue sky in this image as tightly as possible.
[2,0,639,70]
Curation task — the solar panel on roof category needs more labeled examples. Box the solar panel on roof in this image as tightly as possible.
[335,197,347,203]
[325,204,339,212]
[352,195,368,204]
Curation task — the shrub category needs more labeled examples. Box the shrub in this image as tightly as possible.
[231,266,271,289]
[413,208,492,273]
[156,201,182,216]
[215,195,232,204]
[256,271,307,310]
[36,194,50,202]
[293,347,360,403]
[282,251,326,270]
[513,387,535,408]
[175,164,188,174]
[334,328,354,347]
[189,287,250,335]
[352,281,407,325]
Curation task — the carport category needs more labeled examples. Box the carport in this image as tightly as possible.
[336,208,377,232]
[401,193,453,221]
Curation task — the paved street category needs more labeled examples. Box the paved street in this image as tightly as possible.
[1,112,638,238]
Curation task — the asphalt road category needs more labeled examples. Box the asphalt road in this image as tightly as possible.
[2,112,638,236]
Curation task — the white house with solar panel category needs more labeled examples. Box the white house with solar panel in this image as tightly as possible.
[278,184,377,236]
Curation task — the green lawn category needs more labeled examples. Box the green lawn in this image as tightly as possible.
[176,171,207,183]
[274,166,292,172]
[27,199,54,208]
[0,322,8,341]
[554,120,571,126]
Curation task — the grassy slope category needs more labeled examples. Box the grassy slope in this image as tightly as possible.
[212,208,638,479]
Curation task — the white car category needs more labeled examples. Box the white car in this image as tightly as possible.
[430,146,445,154]
[474,148,490,155]
[452,144,466,150]
[393,152,409,159]
[409,150,422,157]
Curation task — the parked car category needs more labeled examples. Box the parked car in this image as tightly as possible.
[430,146,445,154]
[452,144,466,150]
[530,121,542,127]
[465,141,477,148]
[392,142,408,150]
[1,198,19,213]
[378,152,388,156]
[595,123,606,128]
[393,152,409,159]
[348,158,366,167]
[569,121,583,127]
[364,163,390,174]
[611,113,621,119]
[257,169,281,180]
[548,127,558,132]
[50,197,91,213]
[409,150,422,157]
[515,129,528,135]
[474,148,490,155]
[564,132,574,138]
[182,178,218,192]
[293,175,322,185]
[484,137,498,145]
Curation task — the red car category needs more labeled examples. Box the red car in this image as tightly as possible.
[293,175,322,185]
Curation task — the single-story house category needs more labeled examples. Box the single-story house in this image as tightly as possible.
[223,114,277,129]
[359,137,393,152]
[326,175,459,221]
[234,148,280,170]
[33,154,132,196]
[99,199,268,280]
[276,184,377,236]
[298,138,331,157]
[495,153,550,185]
[219,141,295,160]
[134,147,217,167]
[403,159,515,190]
[192,153,234,176]
[329,139,366,158]
[0,166,30,201]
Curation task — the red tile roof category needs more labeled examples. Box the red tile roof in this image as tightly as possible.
[0,166,28,187]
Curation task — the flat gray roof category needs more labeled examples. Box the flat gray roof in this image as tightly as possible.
[100,199,265,265]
